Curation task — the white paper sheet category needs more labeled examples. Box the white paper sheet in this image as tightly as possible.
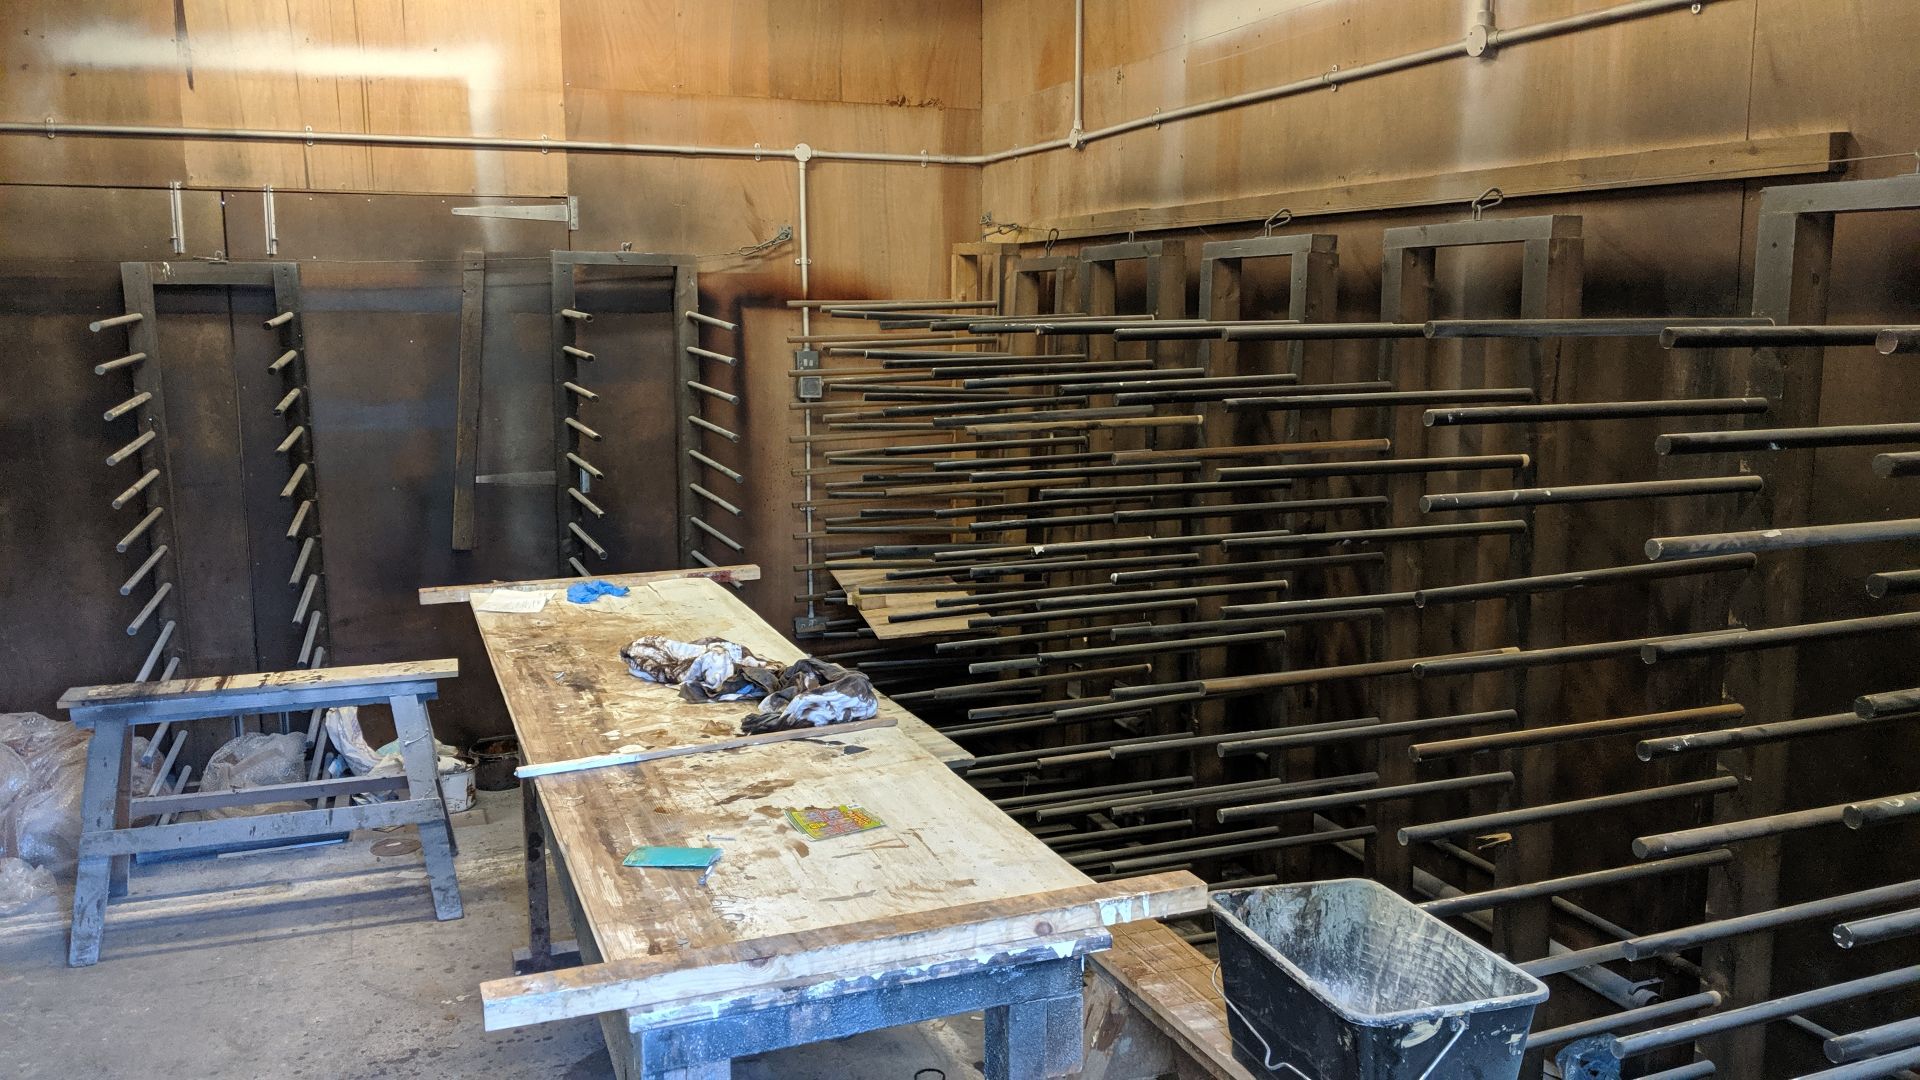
[472,589,550,613]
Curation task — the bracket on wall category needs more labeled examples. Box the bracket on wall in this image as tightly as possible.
[453,196,580,231]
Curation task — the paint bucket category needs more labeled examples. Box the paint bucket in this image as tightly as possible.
[437,755,476,813]
[1211,878,1548,1079]
[471,735,522,791]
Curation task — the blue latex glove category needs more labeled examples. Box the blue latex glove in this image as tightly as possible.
[566,580,631,604]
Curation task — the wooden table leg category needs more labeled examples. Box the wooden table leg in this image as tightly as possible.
[388,693,464,920]
[522,778,555,972]
[985,991,1085,1080]
[68,718,129,967]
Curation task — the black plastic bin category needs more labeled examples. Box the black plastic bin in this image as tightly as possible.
[1212,879,1549,1080]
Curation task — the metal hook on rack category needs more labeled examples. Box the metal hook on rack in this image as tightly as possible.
[1262,209,1293,237]
[1043,228,1060,257]
[1471,187,1504,221]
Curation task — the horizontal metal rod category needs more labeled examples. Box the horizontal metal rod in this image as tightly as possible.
[568,521,607,559]
[1867,569,1920,597]
[566,451,603,479]
[897,664,1154,703]
[688,448,743,483]
[1227,387,1535,411]
[286,499,311,539]
[1797,1046,1920,1080]
[126,581,171,636]
[1113,606,1390,641]
[1220,589,1415,618]
[1104,320,1300,341]
[559,307,592,322]
[115,506,163,553]
[1036,477,1302,500]
[119,544,167,596]
[561,344,595,361]
[1411,704,1744,761]
[110,468,160,511]
[1660,324,1900,349]
[275,426,306,454]
[689,483,743,517]
[268,348,298,373]
[877,351,1095,367]
[959,553,1199,579]
[564,416,602,441]
[1610,965,1920,1059]
[1413,632,1701,678]
[1424,475,1761,512]
[1009,625,1294,665]
[567,487,605,517]
[1107,826,1376,873]
[1216,453,1531,481]
[89,312,143,332]
[965,596,1202,628]
[1043,772,1380,821]
[1063,826,1281,867]
[1400,775,1737,846]
[1641,611,1920,662]
[991,775,1190,811]
[1116,645,1514,701]
[563,380,599,401]
[686,309,739,331]
[1120,380,1394,406]
[1874,451,1920,478]
[687,415,740,442]
[690,516,744,551]
[279,462,309,498]
[965,414,1203,435]
[1041,819,1196,849]
[1109,438,1394,464]
[1659,423,1920,455]
[686,345,737,366]
[1525,991,1724,1051]
[1109,717,1381,760]
[1835,906,1920,949]
[1414,553,1755,608]
[1423,849,1735,918]
[1426,397,1768,426]
[106,429,155,467]
[1638,710,1901,761]
[1222,708,1517,757]
[1065,373,1303,395]
[1429,316,1771,339]
[104,391,151,421]
[1111,495,1388,524]
[1827,1016,1920,1064]
[1856,687,1920,719]
[292,572,319,623]
[272,386,302,415]
[94,351,146,375]
[1111,550,1387,585]
[1220,519,1527,552]
[963,366,1204,389]
[289,537,314,585]
[1632,799,1857,859]
[688,380,739,405]
[1218,321,1424,341]
[938,622,1153,657]
[264,310,295,328]
[135,620,174,682]
[1844,790,1920,830]
[1650,517,1920,560]
[1218,771,1513,825]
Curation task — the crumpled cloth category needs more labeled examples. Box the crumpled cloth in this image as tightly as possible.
[741,659,879,735]
[622,636,781,702]
[567,580,631,604]
[621,638,879,732]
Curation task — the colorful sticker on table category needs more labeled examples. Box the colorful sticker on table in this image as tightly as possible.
[784,804,886,841]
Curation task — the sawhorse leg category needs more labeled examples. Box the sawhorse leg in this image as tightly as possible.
[68,718,130,966]
[388,694,463,920]
[985,993,1084,1080]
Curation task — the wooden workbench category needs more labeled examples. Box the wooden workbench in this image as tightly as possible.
[434,566,1204,1079]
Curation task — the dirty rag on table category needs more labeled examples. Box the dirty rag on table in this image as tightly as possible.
[620,637,878,733]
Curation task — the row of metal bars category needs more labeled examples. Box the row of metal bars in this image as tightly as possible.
[549,252,745,581]
[90,261,338,820]
[792,172,1920,1079]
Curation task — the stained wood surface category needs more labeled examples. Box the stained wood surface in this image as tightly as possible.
[468,574,960,766]
[463,574,1191,1029]
[418,563,761,606]
[483,871,1206,1030]
[1090,920,1253,1080]
[58,659,458,711]
[830,563,976,639]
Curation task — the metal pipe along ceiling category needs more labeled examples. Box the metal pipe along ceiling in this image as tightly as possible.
[0,0,1713,172]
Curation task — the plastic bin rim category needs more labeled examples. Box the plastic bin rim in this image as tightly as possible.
[1208,878,1550,1028]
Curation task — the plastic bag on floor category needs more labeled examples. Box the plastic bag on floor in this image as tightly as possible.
[12,772,84,873]
[323,706,386,775]
[199,732,309,820]
[0,856,54,914]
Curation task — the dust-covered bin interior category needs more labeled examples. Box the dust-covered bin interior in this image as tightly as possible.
[1212,878,1546,1021]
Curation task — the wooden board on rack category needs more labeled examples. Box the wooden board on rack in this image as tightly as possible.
[829,563,978,639]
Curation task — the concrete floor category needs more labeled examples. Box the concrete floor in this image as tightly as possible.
[0,788,984,1079]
